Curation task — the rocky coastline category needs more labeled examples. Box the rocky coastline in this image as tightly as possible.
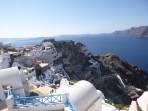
[0,39,148,106]
[52,40,148,105]
[113,26,148,37]
[95,54,148,105]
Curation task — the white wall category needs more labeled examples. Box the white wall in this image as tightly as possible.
[32,50,43,58]
[0,67,25,97]
[87,99,102,111]
[68,80,101,111]
[0,57,10,69]
[20,71,30,95]
[3,58,10,68]
[12,62,25,69]
[58,80,102,111]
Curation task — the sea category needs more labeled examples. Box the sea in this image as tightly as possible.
[0,35,148,72]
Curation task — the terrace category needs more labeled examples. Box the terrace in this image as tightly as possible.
[6,89,76,111]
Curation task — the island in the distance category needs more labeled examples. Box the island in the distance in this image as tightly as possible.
[112,26,148,37]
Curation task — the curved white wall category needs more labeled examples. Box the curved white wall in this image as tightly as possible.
[97,90,105,100]
[137,91,148,111]
[68,80,101,111]
[0,67,25,97]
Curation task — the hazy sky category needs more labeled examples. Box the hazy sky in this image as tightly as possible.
[0,0,148,38]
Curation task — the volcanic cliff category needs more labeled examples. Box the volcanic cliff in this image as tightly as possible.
[44,39,148,105]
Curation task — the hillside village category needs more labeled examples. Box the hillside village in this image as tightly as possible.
[0,39,148,111]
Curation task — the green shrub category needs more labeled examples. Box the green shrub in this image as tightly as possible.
[70,79,78,83]
[114,104,128,110]
[106,99,128,110]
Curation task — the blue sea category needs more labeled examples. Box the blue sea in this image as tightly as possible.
[0,35,148,72]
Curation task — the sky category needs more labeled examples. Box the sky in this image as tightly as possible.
[0,0,148,38]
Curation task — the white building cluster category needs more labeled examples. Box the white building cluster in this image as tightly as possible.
[0,42,15,50]
[0,67,118,111]
[0,50,11,69]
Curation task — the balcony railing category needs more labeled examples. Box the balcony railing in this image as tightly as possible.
[7,88,13,97]
[66,96,77,111]
[7,88,77,110]
[13,94,63,107]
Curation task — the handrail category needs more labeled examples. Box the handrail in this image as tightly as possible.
[7,88,77,110]
[7,88,12,97]
[13,94,63,107]
[66,96,77,111]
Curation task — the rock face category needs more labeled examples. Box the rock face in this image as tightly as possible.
[53,40,100,85]
[99,54,148,90]
[96,53,148,105]
[113,26,148,37]
[54,40,89,66]
[52,40,148,105]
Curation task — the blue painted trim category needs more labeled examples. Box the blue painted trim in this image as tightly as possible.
[7,89,12,97]
[7,88,77,111]
[66,96,77,111]
[13,94,63,107]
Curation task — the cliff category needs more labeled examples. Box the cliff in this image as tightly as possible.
[113,26,148,37]
[53,40,99,85]
[96,54,148,104]
[53,40,148,105]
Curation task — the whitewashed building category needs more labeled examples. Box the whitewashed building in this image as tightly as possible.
[57,80,102,111]
[0,67,30,100]
[2,42,15,49]
[23,44,34,50]
[0,52,11,69]
[31,49,43,59]
[57,80,117,111]
[12,62,26,69]
[42,42,54,49]
[5,80,117,111]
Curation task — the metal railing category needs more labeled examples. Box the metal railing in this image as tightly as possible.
[13,94,63,107]
[66,96,77,111]
[7,88,12,97]
[7,88,77,110]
